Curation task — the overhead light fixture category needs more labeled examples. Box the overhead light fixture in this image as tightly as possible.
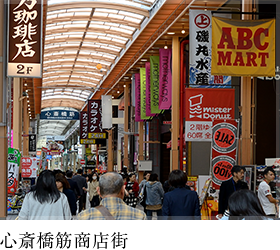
[123,85,126,88]
[141,58,148,62]
[117,90,120,94]
[167,32,175,35]
[181,25,186,34]
[204,2,207,11]
[164,41,168,50]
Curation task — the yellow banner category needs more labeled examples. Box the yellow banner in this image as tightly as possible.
[211,17,275,77]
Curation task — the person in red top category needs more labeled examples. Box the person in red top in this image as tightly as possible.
[124,173,139,208]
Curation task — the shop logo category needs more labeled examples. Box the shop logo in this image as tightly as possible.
[189,94,203,118]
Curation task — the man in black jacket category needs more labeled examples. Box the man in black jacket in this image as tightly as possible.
[72,169,87,213]
[217,165,248,219]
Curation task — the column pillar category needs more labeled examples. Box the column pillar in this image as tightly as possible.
[171,36,180,171]
[13,78,22,151]
[123,85,129,169]
[138,122,144,182]
[22,97,29,156]
[107,129,113,171]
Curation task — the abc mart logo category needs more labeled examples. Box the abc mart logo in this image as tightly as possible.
[212,123,237,153]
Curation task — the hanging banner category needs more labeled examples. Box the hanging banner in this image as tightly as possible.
[185,88,235,142]
[211,17,275,77]
[8,0,42,78]
[21,157,37,178]
[189,10,231,87]
[211,119,239,189]
[80,111,88,142]
[140,68,151,120]
[88,100,107,139]
[135,73,144,122]
[150,56,161,114]
[7,148,21,195]
[29,134,36,153]
[159,48,172,109]
[146,62,155,117]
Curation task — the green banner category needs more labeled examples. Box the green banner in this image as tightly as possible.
[140,68,151,120]
[150,56,161,114]
[7,148,21,195]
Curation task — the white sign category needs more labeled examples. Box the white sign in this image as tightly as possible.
[185,121,212,141]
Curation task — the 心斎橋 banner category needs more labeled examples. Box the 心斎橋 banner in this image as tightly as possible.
[8,0,42,78]
[145,62,155,117]
[150,56,162,114]
[189,10,231,87]
[159,48,172,110]
[134,73,144,122]
[140,68,151,120]
[211,17,275,77]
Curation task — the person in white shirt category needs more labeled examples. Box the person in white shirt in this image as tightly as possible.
[258,167,279,218]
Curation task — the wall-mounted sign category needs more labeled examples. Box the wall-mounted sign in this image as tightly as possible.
[80,111,88,141]
[8,0,42,78]
[40,110,79,120]
[88,100,105,139]
[29,134,36,152]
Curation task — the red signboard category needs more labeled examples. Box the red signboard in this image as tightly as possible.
[21,157,37,178]
[80,159,85,164]
[211,119,239,189]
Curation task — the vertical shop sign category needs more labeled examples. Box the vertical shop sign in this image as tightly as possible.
[80,111,88,143]
[140,68,151,120]
[145,62,155,117]
[88,100,106,139]
[7,148,21,195]
[159,48,172,109]
[134,73,143,122]
[21,157,37,178]
[189,10,231,87]
[211,119,239,189]
[28,134,36,153]
[8,0,42,77]
[150,56,161,114]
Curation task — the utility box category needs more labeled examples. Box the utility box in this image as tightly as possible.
[138,160,152,171]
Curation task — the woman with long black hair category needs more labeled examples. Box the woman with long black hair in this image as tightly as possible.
[18,170,71,220]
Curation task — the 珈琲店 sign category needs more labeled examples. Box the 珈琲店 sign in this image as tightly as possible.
[8,0,42,78]
[211,17,275,77]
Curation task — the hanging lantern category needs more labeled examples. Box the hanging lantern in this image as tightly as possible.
[96,63,102,70]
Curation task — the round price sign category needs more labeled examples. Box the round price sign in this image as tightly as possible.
[212,122,237,153]
[212,155,235,186]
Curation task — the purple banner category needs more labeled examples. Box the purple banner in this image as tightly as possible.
[159,48,172,110]
[145,62,155,117]
[88,100,103,133]
[135,73,144,122]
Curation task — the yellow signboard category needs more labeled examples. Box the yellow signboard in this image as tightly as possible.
[80,139,96,145]
[88,133,107,139]
[211,17,275,77]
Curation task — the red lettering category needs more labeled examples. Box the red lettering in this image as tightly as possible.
[217,51,232,66]
[246,52,257,66]
[217,27,235,49]
[259,52,269,66]
[237,28,253,49]
[254,28,269,50]
[233,52,245,66]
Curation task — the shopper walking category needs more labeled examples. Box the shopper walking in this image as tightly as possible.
[124,173,139,208]
[225,189,268,220]
[72,169,87,213]
[162,170,200,220]
[66,170,81,200]
[55,173,77,216]
[77,172,146,220]
[138,171,150,214]
[258,166,279,218]
[145,173,164,220]
[18,170,71,220]
[217,165,248,219]
[83,172,100,207]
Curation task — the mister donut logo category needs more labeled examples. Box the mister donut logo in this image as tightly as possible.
[212,155,235,186]
[212,122,237,153]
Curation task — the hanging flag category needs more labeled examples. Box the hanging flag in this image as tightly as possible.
[189,9,231,87]
[211,17,275,77]
[145,62,155,117]
[134,73,144,122]
[140,68,151,120]
[7,148,21,195]
[159,48,172,109]
[150,56,162,114]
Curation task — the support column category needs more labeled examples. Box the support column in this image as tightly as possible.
[107,129,113,172]
[0,127,7,219]
[123,85,129,169]
[138,122,144,182]
[22,98,29,156]
[13,78,22,151]
[240,0,253,165]
[171,36,180,171]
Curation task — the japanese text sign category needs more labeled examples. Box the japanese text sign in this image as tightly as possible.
[21,157,37,178]
[189,10,231,87]
[80,111,88,140]
[8,0,42,77]
[211,17,275,77]
[7,148,21,195]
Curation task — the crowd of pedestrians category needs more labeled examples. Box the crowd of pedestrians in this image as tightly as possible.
[17,165,279,220]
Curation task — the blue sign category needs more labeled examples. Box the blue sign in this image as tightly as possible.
[40,110,79,120]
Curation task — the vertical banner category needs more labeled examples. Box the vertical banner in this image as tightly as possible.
[150,56,161,114]
[134,73,143,122]
[211,119,239,189]
[131,74,135,107]
[189,10,231,87]
[88,100,106,139]
[145,62,154,117]
[28,134,36,153]
[211,17,275,77]
[21,157,37,178]
[101,95,112,129]
[159,48,172,109]
[140,68,151,120]
[80,111,88,142]
[8,0,42,77]
[7,148,21,195]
